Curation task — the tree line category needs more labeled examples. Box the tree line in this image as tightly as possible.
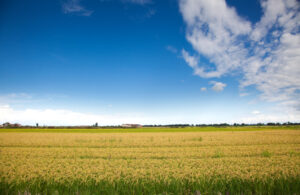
[1,122,300,128]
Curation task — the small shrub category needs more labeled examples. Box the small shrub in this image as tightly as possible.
[190,137,203,142]
[289,150,295,157]
[261,150,272,157]
[213,150,224,158]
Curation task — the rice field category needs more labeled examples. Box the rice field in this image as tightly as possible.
[0,128,300,194]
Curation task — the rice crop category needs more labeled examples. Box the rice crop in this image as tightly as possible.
[0,129,299,194]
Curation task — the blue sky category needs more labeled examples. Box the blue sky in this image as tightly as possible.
[0,0,299,125]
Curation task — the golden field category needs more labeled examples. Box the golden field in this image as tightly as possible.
[0,129,300,194]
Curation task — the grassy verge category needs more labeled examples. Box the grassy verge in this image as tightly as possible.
[0,125,299,133]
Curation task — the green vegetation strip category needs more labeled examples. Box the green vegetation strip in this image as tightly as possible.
[1,177,299,195]
[0,126,299,133]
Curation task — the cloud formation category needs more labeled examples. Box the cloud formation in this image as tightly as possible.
[62,0,93,16]
[236,112,300,124]
[121,0,152,5]
[0,105,151,126]
[200,87,207,92]
[166,45,178,54]
[182,49,199,70]
[252,110,261,115]
[210,81,226,92]
[180,0,300,112]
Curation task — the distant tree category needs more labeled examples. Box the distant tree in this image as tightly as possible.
[36,123,39,127]
[95,122,98,127]
[220,123,229,126]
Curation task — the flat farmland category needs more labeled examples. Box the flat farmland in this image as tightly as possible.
[0,128,300,194]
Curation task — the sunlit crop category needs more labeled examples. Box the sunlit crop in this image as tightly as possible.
[0,129,299,194]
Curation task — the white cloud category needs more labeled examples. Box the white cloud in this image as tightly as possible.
[0,105,152,126]
[180,0,300,113]
[166,45,178,54]
[180,0,251,78]
[0,93,32,104]
[182,49,212,77]
[62,0,93,16]
[200,87,207,92]
[145,8,155,18]
[210,81,226,92]
[1,102,299,125]
[239,93,249,97]
[121,0,152,5]
[182,49,198,67]
[236,113,300,124]
[252,110,260,115]
[62,0,154,18]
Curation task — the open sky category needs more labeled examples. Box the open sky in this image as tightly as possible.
[0,0,299,125]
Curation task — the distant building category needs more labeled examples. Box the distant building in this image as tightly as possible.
[121,124,142,128]
[2,122,21,128]
[2,122,11,127]
[12,123,22,128]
